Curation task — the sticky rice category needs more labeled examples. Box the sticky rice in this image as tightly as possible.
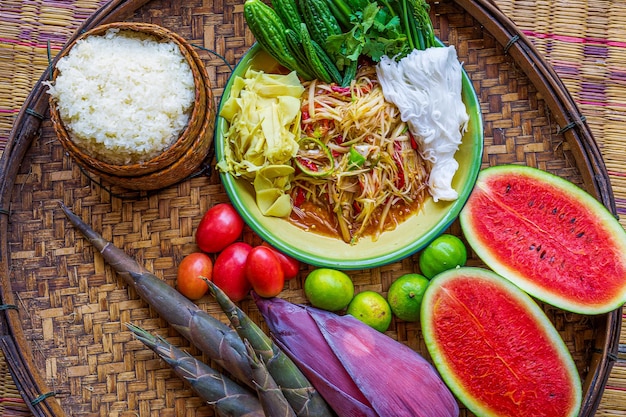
[46,28,195,165]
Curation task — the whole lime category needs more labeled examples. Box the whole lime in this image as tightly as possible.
[304,268,354,311]
[419,234,467,279]
[387,273,430,322]
[346,291,393,332]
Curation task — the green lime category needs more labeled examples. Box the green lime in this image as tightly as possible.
[419,234,467,279]
[346,291,392,332]
[387,273,430,322]
[295,136,334,177]
[304,268,354,311]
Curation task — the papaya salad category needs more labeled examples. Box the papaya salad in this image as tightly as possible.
[218,0,470,244]
[290,65,429,243]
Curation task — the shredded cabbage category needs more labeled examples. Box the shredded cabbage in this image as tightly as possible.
[376,46,469,202]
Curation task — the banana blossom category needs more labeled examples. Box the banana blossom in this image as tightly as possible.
[254,294,459,417]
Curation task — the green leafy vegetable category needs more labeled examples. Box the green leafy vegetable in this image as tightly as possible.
[326,2,410,69]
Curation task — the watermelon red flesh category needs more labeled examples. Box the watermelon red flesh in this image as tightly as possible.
[460,165,626,314]
[421,267,582,417]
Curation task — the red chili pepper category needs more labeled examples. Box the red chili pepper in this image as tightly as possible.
[393,146,406,189]
[311,120,331,138]
[297,157,318,172]
[293,187,306,207]
[360,81,373,94]
[409,132,419,150]
[331,85,351,96]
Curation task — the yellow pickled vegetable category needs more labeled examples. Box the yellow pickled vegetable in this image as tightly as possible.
[218,68,304,217]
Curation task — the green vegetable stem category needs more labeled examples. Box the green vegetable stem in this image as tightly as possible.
[398,0,436,50]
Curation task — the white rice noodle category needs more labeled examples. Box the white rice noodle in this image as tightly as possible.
[376,46,469,202]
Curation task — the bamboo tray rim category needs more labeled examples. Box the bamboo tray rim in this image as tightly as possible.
[0,0,621,416]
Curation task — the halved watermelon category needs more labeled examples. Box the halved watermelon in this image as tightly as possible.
[421,267,582,417]
[459,164,626,315]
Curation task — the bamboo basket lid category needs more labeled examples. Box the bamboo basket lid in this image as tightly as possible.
[0,0,620,416]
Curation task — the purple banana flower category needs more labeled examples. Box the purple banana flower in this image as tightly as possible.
[254,294,459,417]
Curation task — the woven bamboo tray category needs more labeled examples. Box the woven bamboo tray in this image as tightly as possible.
[0,0,620,416]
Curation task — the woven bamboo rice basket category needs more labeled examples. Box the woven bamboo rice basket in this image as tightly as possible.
[48,21,214,191]
[0,0,620,416]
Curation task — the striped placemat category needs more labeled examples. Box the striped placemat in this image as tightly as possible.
[0,0,109,154]
[494,1,626,230]
[492,2,626,415]
[1,0,625,416]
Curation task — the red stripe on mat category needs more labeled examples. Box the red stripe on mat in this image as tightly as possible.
[0,398,25,404]
[522,30,626,48]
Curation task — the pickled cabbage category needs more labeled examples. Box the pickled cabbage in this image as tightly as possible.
[218,68,305,217]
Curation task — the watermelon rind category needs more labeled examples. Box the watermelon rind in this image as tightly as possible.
[421,267,582,417]
[459,164,626,315]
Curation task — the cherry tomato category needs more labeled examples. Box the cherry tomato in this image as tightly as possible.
[196,203,244,253]
[261,242,300,280]
[177,252,213,300]
[213,242,253,302]
[245,246,285,298]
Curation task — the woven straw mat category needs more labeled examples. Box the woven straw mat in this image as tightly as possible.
[1,0,626,416]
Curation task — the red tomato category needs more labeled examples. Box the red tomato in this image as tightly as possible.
[245,246,285,298]
[261,242,300,280]
[177,252,213,300]
[213,242,253,302]
[196,203,244,253]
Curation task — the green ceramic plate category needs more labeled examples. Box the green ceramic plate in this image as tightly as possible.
[215,44,483,270]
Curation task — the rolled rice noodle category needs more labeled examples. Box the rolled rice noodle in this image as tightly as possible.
[376,46,469,202]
